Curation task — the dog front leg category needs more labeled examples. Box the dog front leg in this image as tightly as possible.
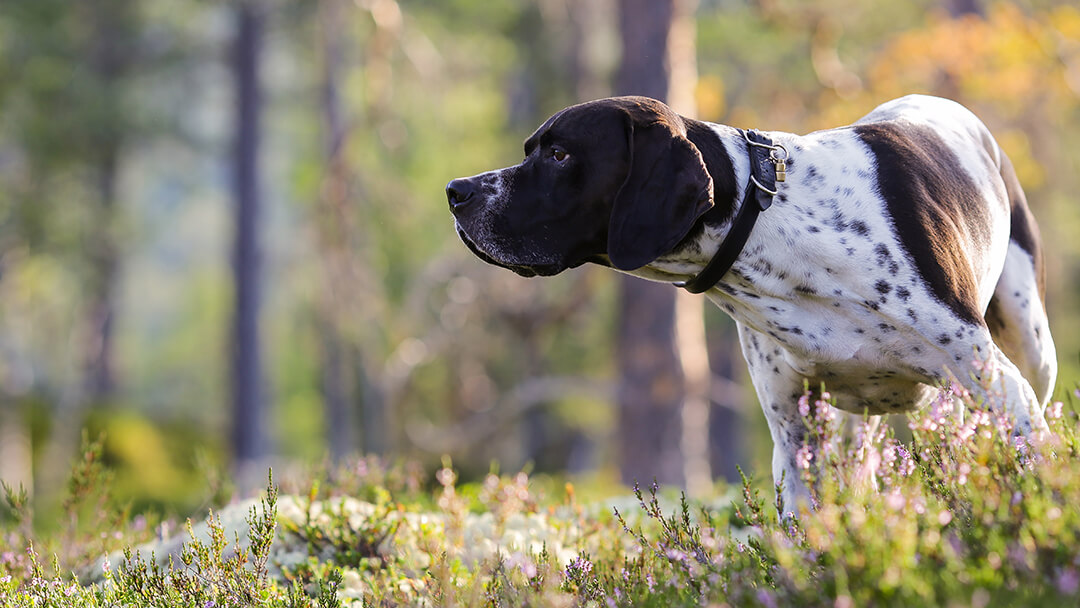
[736,323,817,514]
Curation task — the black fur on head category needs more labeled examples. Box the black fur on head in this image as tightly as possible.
[447,96,715,276]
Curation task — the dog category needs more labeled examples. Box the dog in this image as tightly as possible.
[446,95,1056,511]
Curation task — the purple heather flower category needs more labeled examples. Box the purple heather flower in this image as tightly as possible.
[1056,568,1080,595]
[796,444,814,470]
[567,556,593,577]
[895,444,916,477]
[798,394,811,417]
[756,588,778,608]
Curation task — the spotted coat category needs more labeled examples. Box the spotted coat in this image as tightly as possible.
[447,94,1056,512]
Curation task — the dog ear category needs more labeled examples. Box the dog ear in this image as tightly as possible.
[607,110,714,271]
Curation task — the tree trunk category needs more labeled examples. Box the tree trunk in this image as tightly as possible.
[615,0,684,488]
[317,0,356,464]
[231,1,268,486]
[82,0,129,401]
[708,321,743,483]
[83,150,119,401]
[36,0,131,506]
[616,281,684,486]
[666,0,717,497]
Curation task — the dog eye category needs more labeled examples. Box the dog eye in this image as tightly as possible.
[551,147,569,162]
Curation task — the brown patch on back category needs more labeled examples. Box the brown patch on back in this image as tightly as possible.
[855,122,992,327]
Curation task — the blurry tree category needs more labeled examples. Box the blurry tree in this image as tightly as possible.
[0,0,148,505]
[230,0,269,485]
[509,0,614,471]
[672,2,746,488]
[78,0,139,403]
[667,0,732,496]
[614,0,737,493]
[315,0,359,463]
[614,0,685,488]
[311,0,395,460]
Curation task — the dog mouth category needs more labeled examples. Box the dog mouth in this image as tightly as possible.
[454,224,566,278]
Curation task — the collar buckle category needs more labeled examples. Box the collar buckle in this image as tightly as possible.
[678,129,783,294]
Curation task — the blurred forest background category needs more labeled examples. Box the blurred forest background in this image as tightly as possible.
[0,0,1079,527]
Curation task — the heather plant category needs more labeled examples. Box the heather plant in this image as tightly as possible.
[544,376,1080,608]
[4,382,1080,606]
[705,378,1080,608]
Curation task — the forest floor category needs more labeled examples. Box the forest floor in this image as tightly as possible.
[3,383,1080,607]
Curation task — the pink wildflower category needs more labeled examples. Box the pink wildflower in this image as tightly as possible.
[956,423,976,443]
[854,447,881,487]
[912,496,927,515]
[436,467,456,487]
[1048,401,1064,420]
[796,444,814,470]
[885,490,905,511]
[798,394,811,417]
[814,398,836,423]
[995,413,1014,436]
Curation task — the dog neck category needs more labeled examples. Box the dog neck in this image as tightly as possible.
[631,119,763,285]
[679,128,784,293]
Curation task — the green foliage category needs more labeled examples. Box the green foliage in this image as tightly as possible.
[5,388,1080,606]
[0,469,345,608]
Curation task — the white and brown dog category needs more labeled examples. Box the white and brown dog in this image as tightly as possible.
[446,95,1055,511]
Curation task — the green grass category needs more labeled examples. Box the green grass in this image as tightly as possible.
[3,384,1080,607]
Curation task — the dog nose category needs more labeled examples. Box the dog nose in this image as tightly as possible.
[446,178,476,210]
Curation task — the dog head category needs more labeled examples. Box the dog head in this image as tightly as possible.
[447,96,715,277]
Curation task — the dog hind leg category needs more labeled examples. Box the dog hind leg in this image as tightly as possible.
[985,152,1057,407]
[984,241,1057,408]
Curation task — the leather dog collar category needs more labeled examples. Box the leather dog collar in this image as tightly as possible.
[678,129,784,294]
